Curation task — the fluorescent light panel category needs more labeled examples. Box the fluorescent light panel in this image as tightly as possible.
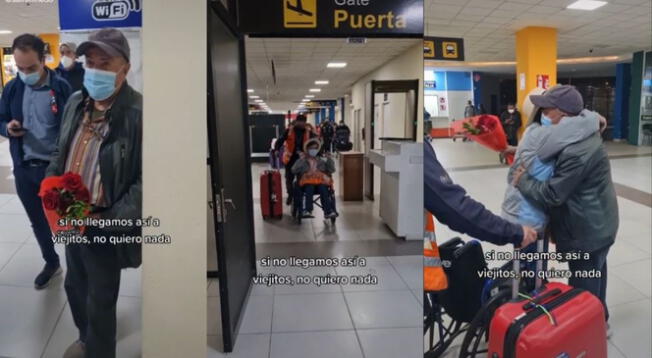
[315,80,329,85]
[309,88,321,92]
[305,95,315,98]
[247,89,254,93]
[567,0,607,10]
[0,30,12,35]
[327,62,347,68]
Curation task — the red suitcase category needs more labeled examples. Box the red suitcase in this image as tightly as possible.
[487,241,607,358]
[260,170,282,219]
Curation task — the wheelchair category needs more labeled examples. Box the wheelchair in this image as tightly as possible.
[291,178,338,225]
[424,238,541,358]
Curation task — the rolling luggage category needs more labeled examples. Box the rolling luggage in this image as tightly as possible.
[260,170,282,219]
[269,149,283,169]
[487,240,607,358]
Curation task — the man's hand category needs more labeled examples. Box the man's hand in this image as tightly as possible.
[7,119,26,137]
[519,225,537,248]
[501,145,517,156]
[512,165,527,186]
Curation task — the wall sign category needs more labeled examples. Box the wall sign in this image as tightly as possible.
[59,0,142,30]
[238,0,423,37]
[537,74,550,89]
[423,37,464,61]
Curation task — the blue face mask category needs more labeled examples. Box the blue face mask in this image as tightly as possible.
[308,149,319,157]
[541,114,553,127]
[83,68,118,101]
[18,70,41,86]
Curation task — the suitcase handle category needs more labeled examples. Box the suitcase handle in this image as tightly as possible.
[522,288,562,310]
[511,237,546,300]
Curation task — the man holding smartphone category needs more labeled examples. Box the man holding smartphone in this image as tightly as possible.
[0,34,71,289]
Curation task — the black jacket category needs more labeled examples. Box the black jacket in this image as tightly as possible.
[425,143,523,246]
[517,133,618,253]
[500,110,522,131]
[55,62,85,93]
[46,83,142,268]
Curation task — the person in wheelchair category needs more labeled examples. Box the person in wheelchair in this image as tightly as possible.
[291,138,338,219]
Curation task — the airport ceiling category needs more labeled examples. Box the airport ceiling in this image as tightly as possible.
[425,0,652,61]
[245,37,420,112]
[0,1,59,46]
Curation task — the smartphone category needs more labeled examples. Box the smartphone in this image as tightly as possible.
[10,126,27,134]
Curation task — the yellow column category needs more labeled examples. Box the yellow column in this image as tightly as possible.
[38,33,61,70]
[515,27,557,134]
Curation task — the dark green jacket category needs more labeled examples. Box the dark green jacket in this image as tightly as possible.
[517,133,618,253]
[46,83,142,268]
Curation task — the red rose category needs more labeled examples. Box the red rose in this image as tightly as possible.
[61,172,83,192]
[75,187,91,203]
[42,189,60,211]
[58,192,75,213]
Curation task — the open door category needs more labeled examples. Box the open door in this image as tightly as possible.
[207,4,257,352]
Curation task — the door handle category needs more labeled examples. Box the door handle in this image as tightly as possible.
[224,198,236,210]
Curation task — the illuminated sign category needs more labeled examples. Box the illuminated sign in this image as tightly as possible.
[239,0,423,37]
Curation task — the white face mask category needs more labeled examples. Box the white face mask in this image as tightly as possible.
[508,109,515,114]
[60,56,74,68]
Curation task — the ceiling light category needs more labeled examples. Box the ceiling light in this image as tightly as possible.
[250,95,259,99]
[255,99,264,103]
[305,95,315,98]
[247,89,254,93]
[0,30,12,35]
[567,0,607,11]
[327,62,347,68]
[309,88,321,93]
[315,80,329,85]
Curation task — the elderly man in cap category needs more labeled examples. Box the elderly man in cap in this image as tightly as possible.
[513,85,618,326]
[46,28,142,358]
[56,41,85,93]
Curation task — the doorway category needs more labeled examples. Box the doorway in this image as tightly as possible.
[207,3,257,352]
[364,79,419,200]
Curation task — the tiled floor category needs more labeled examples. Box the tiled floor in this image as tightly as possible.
[426,139,652,358]
[251,162,398,244]
[207,255,423,358]
[0,194,142,358]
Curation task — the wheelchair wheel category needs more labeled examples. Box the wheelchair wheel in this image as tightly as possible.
[458,288,511,358]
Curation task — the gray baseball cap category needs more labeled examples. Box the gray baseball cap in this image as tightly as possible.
[76,28,130,62]
[59,42,77,53]
[530,85,583,115]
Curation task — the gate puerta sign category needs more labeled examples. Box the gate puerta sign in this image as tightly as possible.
[238,0,423,37]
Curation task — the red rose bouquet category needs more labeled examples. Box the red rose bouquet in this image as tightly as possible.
[454,115,514,164]
[39,172,91,235]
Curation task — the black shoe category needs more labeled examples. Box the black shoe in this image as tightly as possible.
[34,263,62,290]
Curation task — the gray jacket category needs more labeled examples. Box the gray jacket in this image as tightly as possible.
[46,84,142,268]
[502,110,600,230]
[516,132,618,253]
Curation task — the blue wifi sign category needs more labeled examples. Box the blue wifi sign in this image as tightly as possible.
[59,0,142,30]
